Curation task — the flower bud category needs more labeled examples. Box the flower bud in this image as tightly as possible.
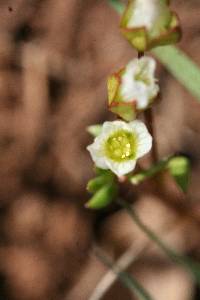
[120,0,181,52]
[108,56,159,121]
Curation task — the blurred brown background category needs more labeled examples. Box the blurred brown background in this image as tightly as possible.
[0,0,200,299]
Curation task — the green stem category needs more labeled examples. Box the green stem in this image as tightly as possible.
[94,247,154,300]
[119,199,200,285]
[129,157,170,185]
[144,108,158,164]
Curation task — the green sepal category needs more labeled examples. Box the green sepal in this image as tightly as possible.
[107,74,120,105]
[149,13,181,49]
[168,156,191,193]
[109,101,136,121]
[121,27,148,52]
[120,0,148,52]
[107,71,137,121]
[87,172,115,193]
[87,124,102,137]
[86,183,118,209]
[95,168,113,176]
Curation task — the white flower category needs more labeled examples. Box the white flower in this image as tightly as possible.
[87,120,152,177]
[121,56,159,110]
[127,0,166,30]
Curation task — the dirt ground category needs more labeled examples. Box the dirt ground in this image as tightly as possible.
[0,0,200,299]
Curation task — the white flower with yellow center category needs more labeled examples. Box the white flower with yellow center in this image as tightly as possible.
[87,120,152,177]
[121,56,159,110]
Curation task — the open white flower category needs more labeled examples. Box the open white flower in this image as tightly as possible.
[121,56,159,110]
[87,120,152,177]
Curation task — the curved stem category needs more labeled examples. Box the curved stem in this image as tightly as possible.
[118,199,200,286]
[92,246,154,300]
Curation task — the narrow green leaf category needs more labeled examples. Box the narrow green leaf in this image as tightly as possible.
[108,0,125,14]
[87,124,102,137]
[153,46,200,101]
[168,156,190,193]
[108,0,200,102]
[86,184,117,209]
[94,247,154,300]
[119,199,200,286]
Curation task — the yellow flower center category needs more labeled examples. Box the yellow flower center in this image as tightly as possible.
[105,130,137,162]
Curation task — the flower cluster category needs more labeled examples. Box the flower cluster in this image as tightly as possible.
[87,0,181,180]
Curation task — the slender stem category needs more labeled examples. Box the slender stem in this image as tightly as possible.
[119,199,200,286]
[89,216,180,300]
[138,52,144,58]
[137,51,158,164]
[89,243,147,300]
[129,157,170,185]
[93,246,154,300]
[144,108,158,164]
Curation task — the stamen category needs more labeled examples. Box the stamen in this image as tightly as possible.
[105,130,137,162]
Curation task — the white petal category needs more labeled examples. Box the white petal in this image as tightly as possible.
[147,83,159,101]
[121,57,159,109]
[90,121,124,149]
[129,120,152,158]
[128,0,158,30]
[136,94,149,109]
[106,159,136,177]
[102,120,130,133]
[138,56,156,77]
[87,121,131,170]
[87,143,108,169]
[125,56,156,77]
